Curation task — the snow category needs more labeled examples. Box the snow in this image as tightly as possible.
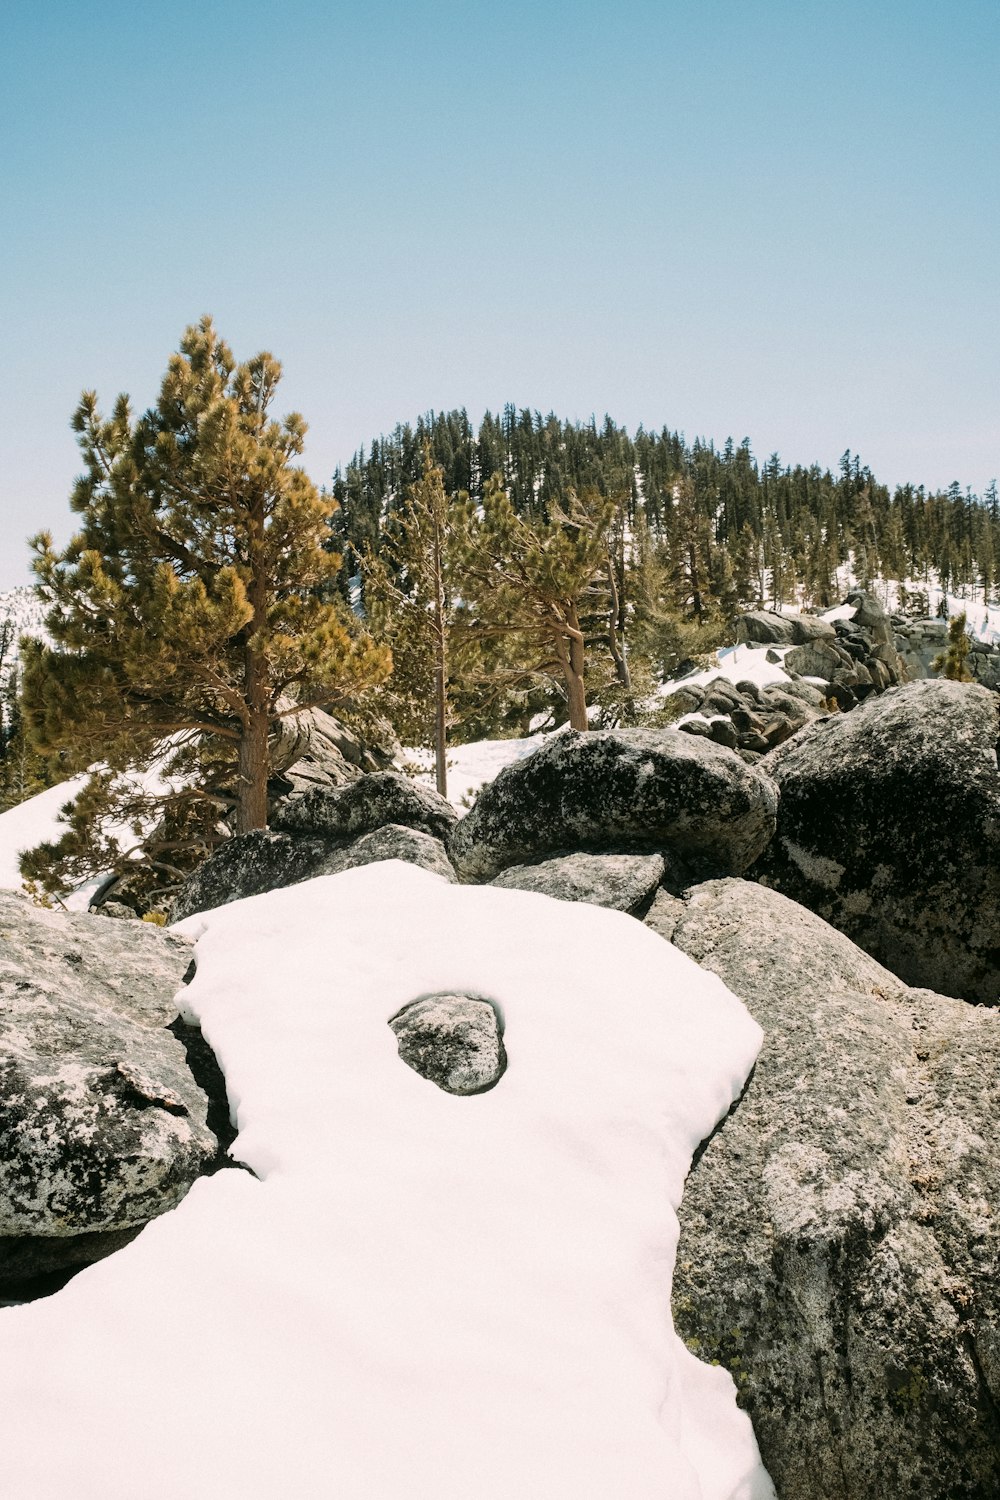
[658,641,795,701]
[927,588,1000,648]
[406,731,554,808]
[0,753,189,906]
[0,586,48,680]
[818,601,856,624]
[0,862,774,1499]
[0,770,91,897]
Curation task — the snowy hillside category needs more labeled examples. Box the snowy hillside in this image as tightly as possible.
[0,587,48,677]
[0,863,774,1499]
[0,757,184,907]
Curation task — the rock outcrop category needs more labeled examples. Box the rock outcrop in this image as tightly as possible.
[491,851,665,913]
[779,593,906,709]
[662,877,1000,1500]
[389,994,506,1095]
[675,675,825,758]
[893,615,949,679]
[448,729,779,884]
[0,894,216,1296]
[172,775,459,920]
[273,772,456,844]
[894,615,1000,691]
[736,610,836,646]
[268,707,401,799]
[752,678,1000,1002]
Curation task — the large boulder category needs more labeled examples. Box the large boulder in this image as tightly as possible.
[662,877,1000,1500]
[448,729,779,884]
[319,824,455,883]
[782,638,854,681]
[971,650,1000,690]
[751,678,1000,1003]
[273,771,456,843]
[172,820,456,920]
[0,894,216,1295]
[171,829,333,921]
[490,851,664,913]
[736,611,835,647]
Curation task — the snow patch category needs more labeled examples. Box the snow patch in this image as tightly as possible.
[0,863,774,1499]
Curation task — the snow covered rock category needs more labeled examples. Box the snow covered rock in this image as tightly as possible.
[0,864,774,1499]
[273,770,456,843]
[735,610,835,646]
[389,993,505,1094]
[662,877,1000,1500]
[0,893,215,1293]
[752,678,1000,1002]
[491,850,664,912]
[448,728,779,884]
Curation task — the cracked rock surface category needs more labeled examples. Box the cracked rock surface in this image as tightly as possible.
[0,893,216,1291]
[449,728,778,884]
[751,678,1000,1003]
[491,851,664,913]
[660,877,1000,1500]
[389,994,506,1095]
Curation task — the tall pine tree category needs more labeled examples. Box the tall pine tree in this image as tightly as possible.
[22,318,389,900]
[452,479,615,731]
[363,443,454,796]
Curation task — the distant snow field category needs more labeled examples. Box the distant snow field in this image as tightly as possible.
[0,864,774,1499]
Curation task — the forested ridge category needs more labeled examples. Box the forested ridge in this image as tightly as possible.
[332,406,1000,609]
[4,372,997,884]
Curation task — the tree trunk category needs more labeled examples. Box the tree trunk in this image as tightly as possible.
[558,604,588,731]
[607,555,632,689]
[432,507,448,800]
[235,496,270,834]
[688,542,703,622]
[235,695,269,833]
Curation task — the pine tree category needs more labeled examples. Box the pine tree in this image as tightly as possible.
[933,612,973,682]
[22,318,389,900]
[363,443,453,796]
[452,478,615,731]
[0,638,59,813]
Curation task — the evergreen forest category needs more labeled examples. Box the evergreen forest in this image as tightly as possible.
[5,381,998,895]
[333,406,1000,612]
[331,405,999,746]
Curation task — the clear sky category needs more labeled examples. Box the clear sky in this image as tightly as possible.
[2,0,997,589]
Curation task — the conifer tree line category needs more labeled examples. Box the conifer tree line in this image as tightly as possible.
[332,405,999,755]
[0,621,55,812]
[8,320,998,905]
[332,406,1000,616]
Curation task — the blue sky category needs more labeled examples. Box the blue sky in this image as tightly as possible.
[2,0,997,588]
